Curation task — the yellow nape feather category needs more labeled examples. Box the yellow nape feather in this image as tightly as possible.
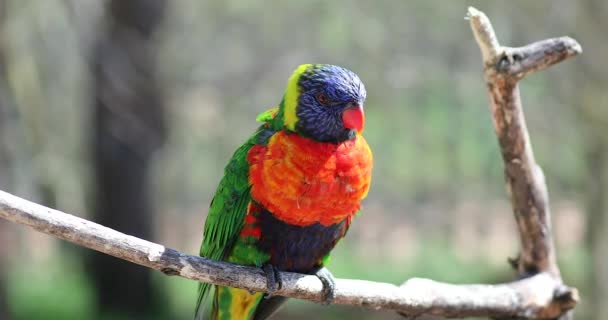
[283,64,311,131]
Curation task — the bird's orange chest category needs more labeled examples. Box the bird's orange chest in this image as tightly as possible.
[247,131,372,226]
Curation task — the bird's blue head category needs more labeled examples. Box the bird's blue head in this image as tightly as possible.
[281,64,367,143]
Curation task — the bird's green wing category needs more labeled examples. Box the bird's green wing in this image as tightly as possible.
[195,121,276,317]
[199,140,255,260]
[195,132,257,316]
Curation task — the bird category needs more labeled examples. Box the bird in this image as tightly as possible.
[195,64,373,320]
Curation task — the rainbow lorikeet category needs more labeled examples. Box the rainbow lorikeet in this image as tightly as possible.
[195,64,372,320]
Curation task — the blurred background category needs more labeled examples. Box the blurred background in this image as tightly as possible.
[0,1,604,319]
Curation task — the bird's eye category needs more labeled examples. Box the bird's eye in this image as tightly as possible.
[315,93,329,106]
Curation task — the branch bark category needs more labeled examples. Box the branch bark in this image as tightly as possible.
[0,189,578,318]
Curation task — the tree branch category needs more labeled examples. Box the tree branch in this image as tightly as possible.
[463,6,581,320]
[0,189,578,318]
[468,6,581,278]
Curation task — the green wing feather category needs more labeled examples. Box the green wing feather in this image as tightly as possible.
[195,135,256,317]
[195,110,279,318]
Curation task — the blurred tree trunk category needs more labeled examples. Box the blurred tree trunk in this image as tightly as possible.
[575,1,608,319]
[87,1,167,318]
[541,0,608,316]
[580,82,608,320]
[584,137,608,319]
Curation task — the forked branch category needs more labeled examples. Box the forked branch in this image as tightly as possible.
[468,6,580,278]
[459,6,581,320]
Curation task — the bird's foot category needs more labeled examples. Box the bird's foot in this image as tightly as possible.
[262,264,283,299]
[315,267,336,305]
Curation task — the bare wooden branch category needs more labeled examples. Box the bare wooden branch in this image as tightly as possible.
[468,5,581,278]
[466,6,580,319]
[501,38,582,80]
[468,7,500,62]
[0,189,577,318]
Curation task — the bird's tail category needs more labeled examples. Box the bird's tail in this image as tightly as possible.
[195,284,264,320]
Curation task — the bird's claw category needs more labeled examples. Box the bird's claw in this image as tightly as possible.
[315,267,336,305]
[262,264,283,299]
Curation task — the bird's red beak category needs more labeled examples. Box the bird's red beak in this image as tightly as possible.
[342,103,365,133]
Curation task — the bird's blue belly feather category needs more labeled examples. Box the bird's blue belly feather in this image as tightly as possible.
[256,209,346,273]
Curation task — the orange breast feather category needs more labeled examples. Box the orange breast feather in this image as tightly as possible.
[247,131,372,226]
